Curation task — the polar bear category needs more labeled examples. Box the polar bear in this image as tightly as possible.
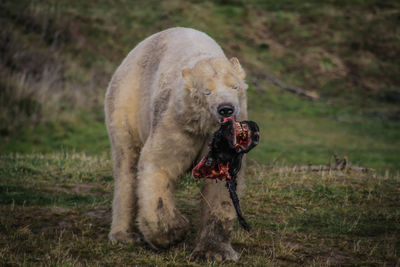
[105,27,248,261]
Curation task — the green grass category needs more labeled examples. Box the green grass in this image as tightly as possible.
[1,0,400,265]
[0,154,399,265]
[2,89,399,172]
[1,113,109,155]
[248,84,400,172]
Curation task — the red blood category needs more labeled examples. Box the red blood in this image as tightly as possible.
[192,157,231,180]
[192,116,252,181]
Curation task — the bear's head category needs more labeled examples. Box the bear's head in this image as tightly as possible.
[182,57,247,123]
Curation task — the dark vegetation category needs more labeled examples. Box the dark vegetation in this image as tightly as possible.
[0,0,399,265]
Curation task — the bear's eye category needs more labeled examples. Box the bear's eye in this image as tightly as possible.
[204,91,211,96]
[232,85,239,90]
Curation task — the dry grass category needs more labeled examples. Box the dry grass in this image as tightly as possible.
[0,0,108,133]
[1,153,399,266]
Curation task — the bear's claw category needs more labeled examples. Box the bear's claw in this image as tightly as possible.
[109,231,145,244]
[191,242,239,262]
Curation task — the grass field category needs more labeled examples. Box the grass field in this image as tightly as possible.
[1,154,399,266]
[1,0,399,265]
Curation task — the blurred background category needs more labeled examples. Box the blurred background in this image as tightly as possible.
[1,0,399,172]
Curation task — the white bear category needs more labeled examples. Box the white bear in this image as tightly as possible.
[105,27,248,261]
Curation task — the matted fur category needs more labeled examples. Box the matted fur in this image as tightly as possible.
[105,27,248,260]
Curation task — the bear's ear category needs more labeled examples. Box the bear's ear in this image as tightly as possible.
[182,68,193,90]
[230,57,246,80]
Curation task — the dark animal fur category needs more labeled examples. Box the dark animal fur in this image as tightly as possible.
[204,118,259,231]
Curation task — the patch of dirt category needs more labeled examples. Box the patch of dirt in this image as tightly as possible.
[51,206,69,214]
[87,209,111,223]
[51,183,96,194]
[242,11,286,57]
[70,183,94,194]
[0,205,111,237]
[48,183,95,194]
[301,48,348,78]
[321,244,352,265]
[179,197,200,206]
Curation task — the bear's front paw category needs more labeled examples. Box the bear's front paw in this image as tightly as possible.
[192,242,239,262]
[109,231,134,244]
[109,231,145,244]
[138,211,189,249]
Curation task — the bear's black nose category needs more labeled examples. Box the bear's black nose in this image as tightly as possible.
[218,104,235,117]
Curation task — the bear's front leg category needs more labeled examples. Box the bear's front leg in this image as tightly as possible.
[136,163,189,248]
[192,162,246,262]
[136,128,202,249]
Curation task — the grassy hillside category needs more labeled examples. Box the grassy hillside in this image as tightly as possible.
[0,0,399,265]
[1,0,399,170]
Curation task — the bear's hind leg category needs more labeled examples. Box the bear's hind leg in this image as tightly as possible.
[109,133,142,244]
